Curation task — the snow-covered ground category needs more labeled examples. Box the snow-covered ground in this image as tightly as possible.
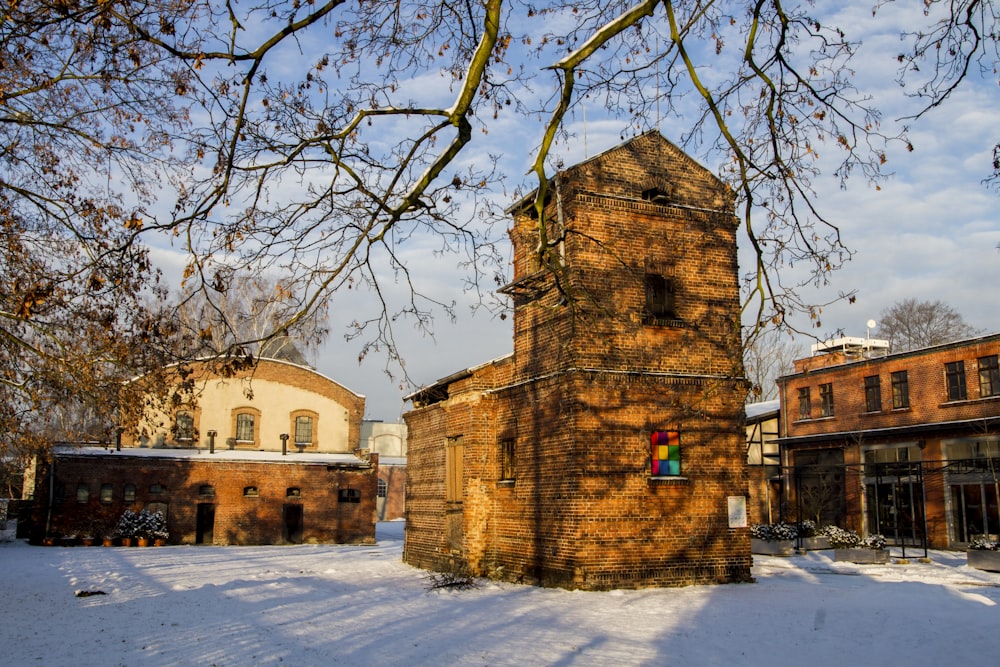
[3,521,998,666]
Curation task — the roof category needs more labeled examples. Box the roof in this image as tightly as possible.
[52,445,372,467]
[745,400,780,422]
[776,414,1000,447]
[404,353,513,407]
[505,130,726,215]
[780,331,1000,381]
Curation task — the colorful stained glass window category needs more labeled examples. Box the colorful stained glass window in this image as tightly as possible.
[651,430,681,476]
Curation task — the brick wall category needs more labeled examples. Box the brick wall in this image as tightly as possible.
[404,132,752,589]
[778,334,1000,547]
[31,450,376,546]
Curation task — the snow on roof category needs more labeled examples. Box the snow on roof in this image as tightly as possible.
[52,445,370,466]
[745,399,780,421]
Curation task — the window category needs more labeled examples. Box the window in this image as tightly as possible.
[100,484,113,504]
[286,487,301,498]
[243,486,259,497]
[175,411,194,441]
[76,484,89,504]
[946,361,967,401]
[891,371,910,409]
[500,438,515,481]
[641,186,671,204]
[123,483,136,502]
[149,483,165,495]
[236,413,255,442]
[797,387,811,420]
[377,479,387,498]
[644,274,677,320]
[979,355,1000,398]
[338,488,361,503]
[294,415,313,446]
[198,484,215,497]
[651,430,681,476]
[819,383,834,417]
[863,375,881,413]
[445,436,464,502]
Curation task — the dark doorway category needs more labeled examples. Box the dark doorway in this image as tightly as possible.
[196,503,215,545]
[283,504,303,544]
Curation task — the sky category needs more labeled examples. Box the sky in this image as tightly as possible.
[144,4,1000,421]
[318,4,999,420]
[3,521,1000,665]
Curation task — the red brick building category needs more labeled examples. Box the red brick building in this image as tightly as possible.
[31,447,377,545]
[28,357,378,545]
[403,132,752,590]
[777,334,1000,548]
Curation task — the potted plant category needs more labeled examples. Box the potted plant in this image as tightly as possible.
[967,538,1000,572]
[750,522,797,556]
[829,527,889,564]
[795,520,833,551]
[135,509,168,547]
[114,509,139,546]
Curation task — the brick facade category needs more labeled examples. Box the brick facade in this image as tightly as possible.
[30,357,379,546]
[777,334,1000,547]
[31,448,377,545]
[403,132,752,590]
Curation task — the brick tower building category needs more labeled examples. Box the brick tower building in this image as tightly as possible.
[403,131,751,589]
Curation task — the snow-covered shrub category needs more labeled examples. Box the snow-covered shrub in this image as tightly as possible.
[750,522,798,541]
[796,520,817,538]
[825,526,861,549]
[135,509,168,540]
[114,509,168,540]
[859,534,886,550]
[113,510,139,539]
[969,538,1000,551]
[826,526,886,550]
[817,524,841,538]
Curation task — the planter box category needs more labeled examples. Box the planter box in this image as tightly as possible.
[751,538,795,556]
[967,550,1000,573]
[834,548,889,564]
[797,536,831,551]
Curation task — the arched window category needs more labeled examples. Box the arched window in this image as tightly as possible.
[294,416,313,446]
[290,410,319,449]
[231,406,261,448]
[175,411,195,442]
[236,413,255,442]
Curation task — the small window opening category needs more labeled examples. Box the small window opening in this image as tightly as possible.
[338,488,361,504]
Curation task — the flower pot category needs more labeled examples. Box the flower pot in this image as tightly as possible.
[967,549,1000,572]
[797,536,831,551]
[121,537,133,547]
[834,548,889,564]
[751,538,795,556]
[80,537,95,547]
[42,536,56,546]
[154,538,167,547]
[102,538,114,547]
[137,537,150,547]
